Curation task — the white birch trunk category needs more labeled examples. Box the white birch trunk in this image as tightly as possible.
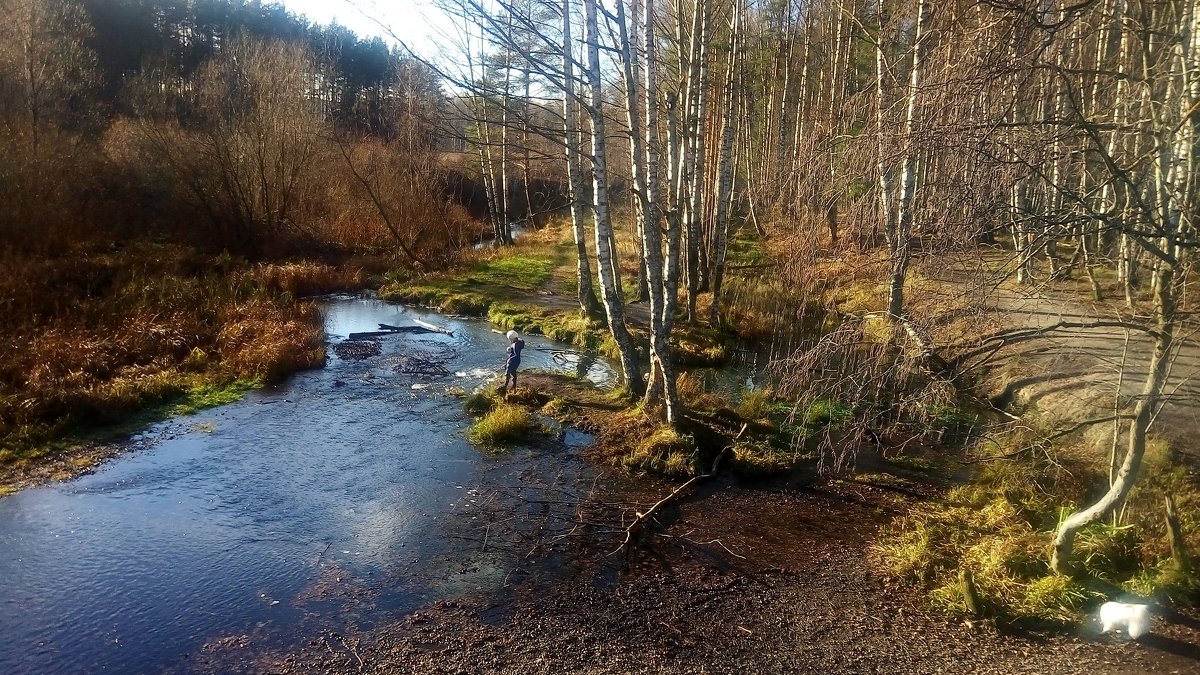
[562,0,601,315]
[876,0,895,247]
[685,0,711,324]
[708,0,741,328]
[582,0,642,393]
[888,0,933,321]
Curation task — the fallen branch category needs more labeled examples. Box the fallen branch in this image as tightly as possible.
[862,312,953,375]
[411,319,455,335]
[609,424,746,559]
[377,322,454,336]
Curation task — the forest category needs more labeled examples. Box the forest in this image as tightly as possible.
[1,0,1198,670]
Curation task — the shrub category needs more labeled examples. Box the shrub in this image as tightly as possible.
[735,388,775,422]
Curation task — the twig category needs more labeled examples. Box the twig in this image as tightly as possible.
[334,634,365,672]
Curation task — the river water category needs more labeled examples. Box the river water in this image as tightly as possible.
[0,297,616,674]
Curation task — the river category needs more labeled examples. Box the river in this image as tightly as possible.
[0,297,616,674]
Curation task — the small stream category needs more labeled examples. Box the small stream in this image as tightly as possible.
[0,297,617,674]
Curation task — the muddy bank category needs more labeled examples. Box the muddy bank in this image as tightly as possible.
[198,478,1200,674]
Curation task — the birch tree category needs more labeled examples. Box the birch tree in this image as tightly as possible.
[886,0,934,322]
[561,0,602,315]
[582,0,642,393]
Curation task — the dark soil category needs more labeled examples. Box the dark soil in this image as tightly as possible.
[194,474,1200,674]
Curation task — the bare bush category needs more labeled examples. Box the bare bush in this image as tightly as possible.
[772,320,958,475]
[118,36,327,254]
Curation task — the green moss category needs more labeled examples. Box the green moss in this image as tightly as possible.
[170,377,261,416]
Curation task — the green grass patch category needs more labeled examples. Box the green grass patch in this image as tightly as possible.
[467,404,538,448]
[726,230,765,268]
[802,399,854,428]
[170,377,262,416]
[878,439,1200,626]
[470,254,554,289]
[622,426,697,478]
[486,302,609,351]
[735,388,775,423]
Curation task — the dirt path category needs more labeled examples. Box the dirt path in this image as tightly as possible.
[923,253,1200,454]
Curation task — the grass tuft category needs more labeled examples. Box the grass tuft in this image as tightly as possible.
[467,404,538,448]
[622,426,697,478]
[735,388,775,423]
[463,390,497,416]
[730,438,804,476]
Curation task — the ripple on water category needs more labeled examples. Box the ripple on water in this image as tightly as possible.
[0,297,618,674]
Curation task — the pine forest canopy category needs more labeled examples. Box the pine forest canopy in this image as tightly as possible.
[46,0,445,135]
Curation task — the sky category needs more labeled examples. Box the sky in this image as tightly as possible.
[278,0,461,60]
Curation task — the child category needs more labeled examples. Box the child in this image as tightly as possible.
[504,330,525,392]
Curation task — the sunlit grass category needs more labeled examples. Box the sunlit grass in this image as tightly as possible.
[468,404,538,448]
[878,435,1200,625]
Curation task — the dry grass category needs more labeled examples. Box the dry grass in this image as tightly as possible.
[621,425,697,478]
[0,243,334,466]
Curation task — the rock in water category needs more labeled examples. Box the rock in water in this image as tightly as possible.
[333,340,381,360]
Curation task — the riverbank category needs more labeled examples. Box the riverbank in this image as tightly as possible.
[380,224,733,367]
[0,243,386,494]
[204,465,1200,674]
[0,218,748,494]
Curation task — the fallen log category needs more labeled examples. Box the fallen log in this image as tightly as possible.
[347,331,400,340]
[412,319,455,336]
[377,323,434,333]
[610,423,746,559]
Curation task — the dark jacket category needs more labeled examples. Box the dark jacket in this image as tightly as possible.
[506,338,525,372]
